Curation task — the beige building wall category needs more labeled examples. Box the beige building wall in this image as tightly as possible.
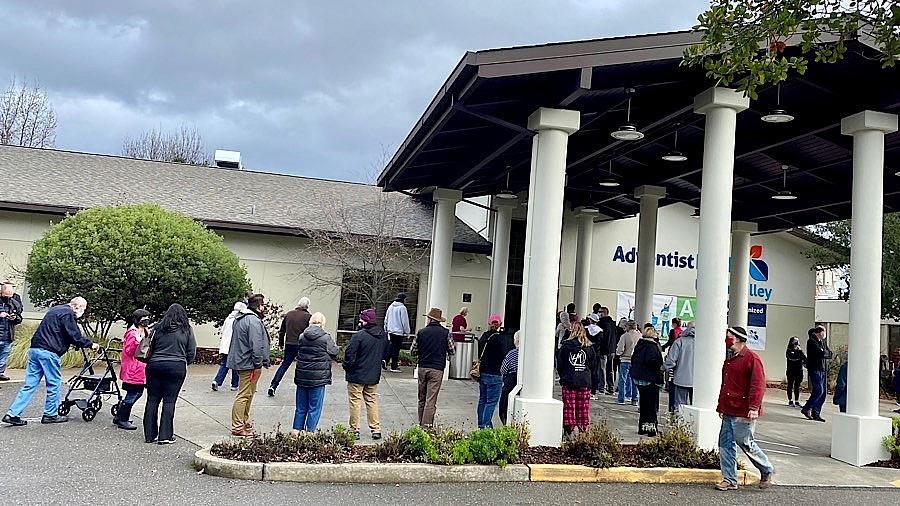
[0,209,493,349]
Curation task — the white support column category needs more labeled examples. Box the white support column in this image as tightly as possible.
[573,207,599,316]
[831,110,898,466]
[681,87,748,450]
[426,188,462,316]
[728,221,757,328]
[488,197,518,317]
[514,107,580,447]
[633,185,666,327]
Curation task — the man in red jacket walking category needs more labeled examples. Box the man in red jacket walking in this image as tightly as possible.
[715,326,775,491]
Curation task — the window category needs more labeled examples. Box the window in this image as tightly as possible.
[337,269,419,334]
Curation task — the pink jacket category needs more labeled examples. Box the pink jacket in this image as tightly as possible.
[120,326,147,385]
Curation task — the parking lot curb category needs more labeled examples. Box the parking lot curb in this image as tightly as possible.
[194,449,757,485]
[527,464,755,485]
[193,448,263,481]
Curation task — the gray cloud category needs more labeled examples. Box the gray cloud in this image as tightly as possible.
[0,0,708,180]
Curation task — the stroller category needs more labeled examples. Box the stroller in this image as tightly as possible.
[58,338,123,422]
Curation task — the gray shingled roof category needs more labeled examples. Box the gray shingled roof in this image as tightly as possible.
[0,145,489,250]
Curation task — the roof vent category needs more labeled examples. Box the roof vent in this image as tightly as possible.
[214,149,241,170]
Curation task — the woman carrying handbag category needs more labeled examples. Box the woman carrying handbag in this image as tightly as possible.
[474,314,508,429]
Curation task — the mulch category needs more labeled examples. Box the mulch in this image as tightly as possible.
[212,443,715,469]
[866,458,900,469]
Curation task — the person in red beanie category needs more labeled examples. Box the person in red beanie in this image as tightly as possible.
[343,308,387,440]
[715,326,775,491]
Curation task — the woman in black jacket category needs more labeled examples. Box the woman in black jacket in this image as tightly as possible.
[556,322,595,435]
[630,327,664,436]
[143,303,196,445]
[785,336,806,407]
[476,314,509,429]
[293,312,339,433]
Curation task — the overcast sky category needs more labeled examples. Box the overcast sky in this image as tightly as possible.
[0,1,708,182]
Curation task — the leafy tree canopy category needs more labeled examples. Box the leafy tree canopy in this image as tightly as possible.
[26,204,250,337]
[685,0,900,98]
[805,213,900,319]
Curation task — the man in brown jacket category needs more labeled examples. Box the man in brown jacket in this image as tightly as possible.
[267,297,312,397]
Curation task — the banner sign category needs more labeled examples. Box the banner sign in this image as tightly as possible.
[747,303,767,351]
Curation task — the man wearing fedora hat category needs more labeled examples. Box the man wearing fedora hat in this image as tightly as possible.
[715,326,775,491]
[410,307,451,427]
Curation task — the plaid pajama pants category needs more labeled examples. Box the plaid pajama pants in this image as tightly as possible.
[561,386,591,430]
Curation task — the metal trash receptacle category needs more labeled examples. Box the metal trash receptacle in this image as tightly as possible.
[449,337,477,379]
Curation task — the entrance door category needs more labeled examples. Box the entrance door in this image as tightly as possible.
[504,285,523,332]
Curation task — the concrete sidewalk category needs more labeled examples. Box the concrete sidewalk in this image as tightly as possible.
[2,363,898,487]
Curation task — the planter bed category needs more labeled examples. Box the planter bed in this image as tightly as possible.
[194,449,749,485]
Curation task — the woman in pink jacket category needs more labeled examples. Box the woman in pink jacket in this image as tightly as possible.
[115,309,150,430]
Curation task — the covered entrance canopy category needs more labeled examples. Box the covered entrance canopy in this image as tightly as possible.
[378,30,899,232]
[378,29,899,466]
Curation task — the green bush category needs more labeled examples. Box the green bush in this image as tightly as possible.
[211,425,355,463]
[26,204,250,338]
[6,322,107,369]
[373,425,524,467]
[561,422,623,468]
[399,350,418,365]
[633,416,720,469]
[882,417,900,460]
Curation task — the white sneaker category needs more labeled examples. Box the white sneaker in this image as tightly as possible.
[590,394,599,401]
[389,368,401,373]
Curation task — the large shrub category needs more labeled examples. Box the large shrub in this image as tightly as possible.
[374,425,525,467]
[633,416,720,469]
[561,422,624,468]
[26,204,250,338]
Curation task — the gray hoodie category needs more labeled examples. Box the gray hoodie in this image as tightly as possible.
[226,309,271,371]
[664,327,695,387]
[384,301,410,335]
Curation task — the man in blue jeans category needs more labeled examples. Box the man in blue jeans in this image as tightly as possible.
[0,283,24,382]
[716,327,775,491]
[2,297,98,426]
[801,326,830,422]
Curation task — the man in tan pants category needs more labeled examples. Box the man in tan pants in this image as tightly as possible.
[411,308,450,427]
[342,309,387,439]
[227,294,270,436]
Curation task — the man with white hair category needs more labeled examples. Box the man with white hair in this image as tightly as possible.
[0,283,24,381]
[267,296,312,397]
[3,297,99,426]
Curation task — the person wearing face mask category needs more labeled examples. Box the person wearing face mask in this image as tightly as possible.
[0,283,24,382]
[800,326,831,422]
[3,297,99,426]
[475,314,509,429]
[227,293,271,437]
[785,336,806,407]
[715,326,775,492]
[114,309,151,430]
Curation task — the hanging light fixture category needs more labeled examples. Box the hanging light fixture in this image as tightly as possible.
[598,160,621,187]
[771,164,798,200]
[661,126,687,162]
[611,88,644,141]
[761,83,794,123]
[496,170,517,199]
